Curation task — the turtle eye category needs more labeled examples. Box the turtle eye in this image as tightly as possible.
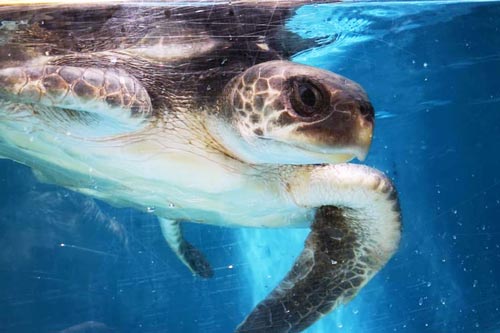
[290,80,324,118]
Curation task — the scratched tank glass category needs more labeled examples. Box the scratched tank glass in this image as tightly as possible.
[0,1,499,333]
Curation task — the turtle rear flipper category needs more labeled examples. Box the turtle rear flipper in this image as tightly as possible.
[158,218,213,279]
[0,65,153,135]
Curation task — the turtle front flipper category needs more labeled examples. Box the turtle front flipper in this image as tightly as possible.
[0,65,153,134]
[236,164,401,333]
[158,218,213,279]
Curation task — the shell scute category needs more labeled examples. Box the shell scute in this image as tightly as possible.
[42,74,68,99]
[59,67,83,84]
[122,94,132,106]
[105,93,123,108]
[73,79,98,100]
[123,77,136,94]
[83,68,105,88]
[104,75,121,93]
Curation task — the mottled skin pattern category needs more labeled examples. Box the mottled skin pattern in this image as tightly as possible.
[237,178,400,332]
[0,66,152,118]
[0,4,402,333]
[226,61,373,150]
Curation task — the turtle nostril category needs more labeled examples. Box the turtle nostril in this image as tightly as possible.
[359,101,374,122]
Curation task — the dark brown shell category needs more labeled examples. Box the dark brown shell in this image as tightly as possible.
[0,2,326,112]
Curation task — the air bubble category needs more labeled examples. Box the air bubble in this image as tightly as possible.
[146,206,156,213]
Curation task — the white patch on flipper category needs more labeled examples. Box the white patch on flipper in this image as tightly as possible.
[158,218,212,278]
[158,218,184,253]
[288,163,401,258]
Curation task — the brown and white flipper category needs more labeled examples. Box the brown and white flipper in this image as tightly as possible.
[0,65,153,132]
[236,164,401,333]
[158,218,214,279]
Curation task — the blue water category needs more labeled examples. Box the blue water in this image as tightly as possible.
[1,1,499,332]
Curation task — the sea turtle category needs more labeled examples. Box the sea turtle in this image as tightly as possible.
[0,2,401,332]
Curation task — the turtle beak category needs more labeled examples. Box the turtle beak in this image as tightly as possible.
[353,118,373,161]
[292,100,374,163]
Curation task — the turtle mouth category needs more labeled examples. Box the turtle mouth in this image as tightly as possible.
[284,140,369,163]
[261,120,372,164]
[255,135,370,165]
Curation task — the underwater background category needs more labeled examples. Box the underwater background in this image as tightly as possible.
[0,1,499,332]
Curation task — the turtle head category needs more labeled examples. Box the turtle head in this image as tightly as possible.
[212,60,374,164]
